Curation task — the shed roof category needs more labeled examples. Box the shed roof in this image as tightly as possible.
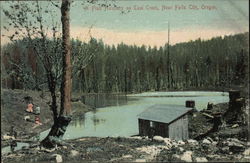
[137,104,193,124]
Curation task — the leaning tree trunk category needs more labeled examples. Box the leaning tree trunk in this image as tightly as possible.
[41,0,72,149]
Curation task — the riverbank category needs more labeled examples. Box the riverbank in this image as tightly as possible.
[1,89,94,147]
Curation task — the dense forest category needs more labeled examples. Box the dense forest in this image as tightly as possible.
[1,32,249,93]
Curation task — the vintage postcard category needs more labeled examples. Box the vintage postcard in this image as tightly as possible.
[1,0,249,162]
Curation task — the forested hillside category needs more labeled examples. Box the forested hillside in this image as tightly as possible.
[1,32,249,93]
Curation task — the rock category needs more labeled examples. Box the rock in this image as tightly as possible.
[163,138,171,142]
[135,159,146,162]
[172,141,178,147]
[195,157,208,162]
[35,147,40,151]
[122,155,132,158]
[232,124,239,128]
[202,139,211,144]
[178,140,185,145]
[180,151,193,162]
[130,136,142,140]
[179,147,184,152]
[2,135,14,140]
[153,136,164,142]
[70,150,79,157]
[62,146,67,149]
[243,148,250,156]
[187,139,198,145]
[173,154,180,159]
[52,154,63,163]
[212,141,218,145]
[78,138,87,141]
[163,138,173,147]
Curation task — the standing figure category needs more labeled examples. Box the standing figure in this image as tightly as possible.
[26,102,34,113]
[34,106,41,115]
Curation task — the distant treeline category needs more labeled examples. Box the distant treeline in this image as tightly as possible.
[1,32,249,93]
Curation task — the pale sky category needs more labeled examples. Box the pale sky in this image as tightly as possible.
[1,0,249,47]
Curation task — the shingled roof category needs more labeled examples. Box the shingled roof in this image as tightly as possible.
[137,104,193,124]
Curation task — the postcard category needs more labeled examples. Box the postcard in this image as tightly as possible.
[1,0,249,162]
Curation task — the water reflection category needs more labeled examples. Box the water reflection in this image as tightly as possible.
[81,93,128,108]
[72,114,86,127]
[92,115,106,127]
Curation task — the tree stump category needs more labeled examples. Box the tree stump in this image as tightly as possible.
[226,90,245,124]
[41,116,72,149]
[229,90,241,102]
[207,102,213,110]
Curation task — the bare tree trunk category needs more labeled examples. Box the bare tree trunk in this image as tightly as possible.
[60,0,72,116]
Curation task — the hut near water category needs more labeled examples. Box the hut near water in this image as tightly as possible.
[137,102,194,140]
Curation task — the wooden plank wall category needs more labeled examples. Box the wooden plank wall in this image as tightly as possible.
[168,114,189,140]
[154,122,168,137]
[139,119,169,137]
[138,119,150,136]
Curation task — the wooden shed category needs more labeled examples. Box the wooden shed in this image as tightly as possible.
[137,104,193,140]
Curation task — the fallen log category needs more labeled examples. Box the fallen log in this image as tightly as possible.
[202,113,214,119]
[212,112,222,116]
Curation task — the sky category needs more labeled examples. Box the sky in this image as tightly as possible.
[1,0,249,47]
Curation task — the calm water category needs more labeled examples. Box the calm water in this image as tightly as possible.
[3,91,229,154]
[81,93,128,108]
[41,91,229,139]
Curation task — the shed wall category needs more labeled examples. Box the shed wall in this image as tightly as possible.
[154,122,168,137]
[139,119,169,137]
[168,114,189,140]
[138,119,150,136]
